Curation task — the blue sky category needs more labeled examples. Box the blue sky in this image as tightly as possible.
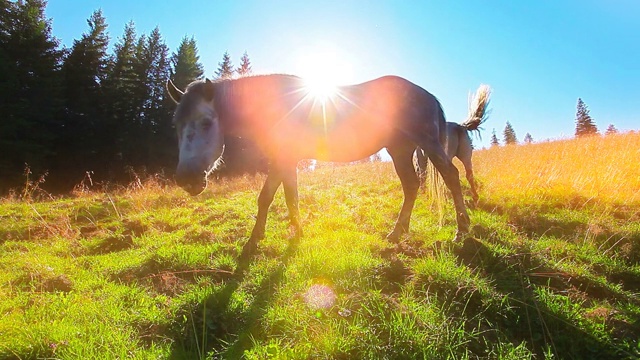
[46,1,639,149]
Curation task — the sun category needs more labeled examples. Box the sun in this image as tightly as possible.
[293,45,354,102]
[303,75,337,102]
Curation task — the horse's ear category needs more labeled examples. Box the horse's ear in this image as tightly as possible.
[166,79,183,104]
[203,78,214,101]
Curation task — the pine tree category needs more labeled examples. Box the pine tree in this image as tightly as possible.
[0,0,64,188]
[575,98,598,137]
[103,24,174,177]
[490,129,499,147]
[236,51,252,77]
[170,36,204,90]
[605,124,618,135]
[523,133,533,144]
[58,9,110,183]
[503,121,517,145]
[215,51,234,79]
[133,26,173,170]
[102,21,141,176]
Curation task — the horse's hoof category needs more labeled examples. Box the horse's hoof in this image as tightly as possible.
[453,230,468,243]
[240,238,258,259]
[291,226,303,239]
[386,230,401,243]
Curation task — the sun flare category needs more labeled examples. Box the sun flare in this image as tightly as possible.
[303,76,338,102]
[293,45,354,102]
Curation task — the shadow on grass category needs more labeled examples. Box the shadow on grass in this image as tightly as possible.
[478,199,640,293]
[452,236,638,359]
[168,235,300,359]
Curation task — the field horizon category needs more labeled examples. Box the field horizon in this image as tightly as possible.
[1,132,639,359]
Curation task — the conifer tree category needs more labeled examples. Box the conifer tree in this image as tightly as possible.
[58,9,110,182]
[62,10,110,110]
[490,129,499,147]
[523,133,533,144]
[170,36,204,90]
[236,51,252,77]
[102,21,141,174]
[605,124,618,135]
[215,51,234,79]
[575,98,598,137]
[503,121,517,145]
[134,26,173,170]
[0,0,63,187]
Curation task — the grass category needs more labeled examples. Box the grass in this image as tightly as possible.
[1,132,639,359]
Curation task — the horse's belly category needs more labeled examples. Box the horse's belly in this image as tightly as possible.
[272,124,386,162]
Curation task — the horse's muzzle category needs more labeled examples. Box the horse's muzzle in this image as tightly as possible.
[180,180,206,196]
[175,167,207,196]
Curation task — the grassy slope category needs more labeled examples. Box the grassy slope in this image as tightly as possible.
[1,132,639,359]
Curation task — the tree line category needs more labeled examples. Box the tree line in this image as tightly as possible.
[0,0,264,194]
[489,98,618,147]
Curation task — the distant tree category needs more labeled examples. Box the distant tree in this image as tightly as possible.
[137,27,173,170]
[370,152,382,162]
[605,124,618,135]
[0,0,64,188]
[102,21,139,173]
[57,9,110,185]
[490,129,500,147]
[575,98,598,137]
[236,51,252,77]
[523,133,533,144]
[503,122,517,145]
[170,36,204,90]
[214,51,234,79]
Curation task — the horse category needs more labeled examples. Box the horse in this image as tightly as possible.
[166,74,487,250]
[415,85,490,206]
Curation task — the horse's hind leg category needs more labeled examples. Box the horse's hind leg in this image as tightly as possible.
[421,140,470,240]
[457,137,479,206]
[461,156,479,206]
[387,143,420,241]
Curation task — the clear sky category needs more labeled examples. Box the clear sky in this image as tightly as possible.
[46,0,639,149]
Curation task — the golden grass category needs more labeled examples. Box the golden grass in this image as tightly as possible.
[471,131,640,207]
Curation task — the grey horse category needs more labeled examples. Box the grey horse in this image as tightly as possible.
[166,75,489,250]
[416,85,490,206]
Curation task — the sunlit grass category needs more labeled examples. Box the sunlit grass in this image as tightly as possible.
[473,132,640,207]
[1,133,640,358]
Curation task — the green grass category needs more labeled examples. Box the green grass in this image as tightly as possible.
[1,147,640,359]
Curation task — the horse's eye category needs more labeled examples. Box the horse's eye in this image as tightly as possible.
[201,120,213,130]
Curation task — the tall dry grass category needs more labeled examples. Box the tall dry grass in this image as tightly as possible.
[471,131,640,207]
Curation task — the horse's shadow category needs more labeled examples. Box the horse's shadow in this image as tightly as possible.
[168,235,300,359]
[451,235,635,359]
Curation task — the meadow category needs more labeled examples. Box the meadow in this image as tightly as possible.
[1,132,639,359]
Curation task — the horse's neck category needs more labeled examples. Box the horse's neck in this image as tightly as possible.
[214,78,268,137]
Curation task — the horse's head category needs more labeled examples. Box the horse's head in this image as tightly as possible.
[167,79,224,195]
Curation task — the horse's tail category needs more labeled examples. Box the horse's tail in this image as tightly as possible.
[460,84,491,134]
[416,102,447,187]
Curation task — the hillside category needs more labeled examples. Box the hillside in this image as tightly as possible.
[1,132,639,359]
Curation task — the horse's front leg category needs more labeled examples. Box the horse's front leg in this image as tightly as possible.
[281,163,303,238]
[248,170,283,245]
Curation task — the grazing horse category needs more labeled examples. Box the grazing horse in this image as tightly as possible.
[416,121,481,204]
[416,85,490,206]
[166,74,485,248]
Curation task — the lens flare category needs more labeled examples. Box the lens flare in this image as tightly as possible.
[303,284,336,310]
[303,76,337,103]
